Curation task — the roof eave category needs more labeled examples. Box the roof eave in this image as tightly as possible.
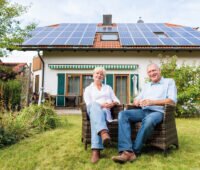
[19,46,200,51]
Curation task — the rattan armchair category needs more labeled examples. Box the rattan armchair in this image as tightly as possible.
[126,104,179,154]
[81,103,123,150]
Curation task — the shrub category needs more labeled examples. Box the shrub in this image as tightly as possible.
[17,105,63,132]
[160,56,200,117]
[0,105,67,148]
[0,79,22,111]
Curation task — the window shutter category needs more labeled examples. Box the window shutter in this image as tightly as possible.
[57,73,65,106]
[106,74,113,88]
[130,74,134,99]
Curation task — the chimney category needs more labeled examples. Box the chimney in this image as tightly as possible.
[103,14,112,26]
[137,17,144,23]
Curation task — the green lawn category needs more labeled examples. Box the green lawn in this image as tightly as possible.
[0,115,200,170]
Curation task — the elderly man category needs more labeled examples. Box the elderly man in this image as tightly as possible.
[112,63,177,163]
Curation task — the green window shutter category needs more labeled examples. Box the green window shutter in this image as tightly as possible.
[106,74,113,88]
[57,74,65,106]
[130,74,134,99]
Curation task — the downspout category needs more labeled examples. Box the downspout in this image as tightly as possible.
[37,50,44,105]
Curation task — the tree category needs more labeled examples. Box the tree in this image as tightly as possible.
[0,0,35,55]
[160,55,200,117]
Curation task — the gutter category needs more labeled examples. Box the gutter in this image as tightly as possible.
[37,50,45,105]
[20,46,200,52]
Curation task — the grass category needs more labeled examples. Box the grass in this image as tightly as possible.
[0,115,200,170]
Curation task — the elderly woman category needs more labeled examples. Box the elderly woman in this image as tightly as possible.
[84,67,120,163]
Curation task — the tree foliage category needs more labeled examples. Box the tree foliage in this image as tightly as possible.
[160,56,200,117]
[0,0,35,50]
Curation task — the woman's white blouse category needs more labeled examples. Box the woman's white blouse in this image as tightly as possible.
[83,82,120,106]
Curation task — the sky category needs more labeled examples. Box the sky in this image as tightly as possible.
[2,0,200,63]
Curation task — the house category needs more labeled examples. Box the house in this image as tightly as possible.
[0,60,28,80]
[21,15,200,107]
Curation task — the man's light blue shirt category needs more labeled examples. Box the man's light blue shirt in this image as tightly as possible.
[135,77,177,113]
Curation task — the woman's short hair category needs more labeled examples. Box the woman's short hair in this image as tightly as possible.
[93,67,106,76]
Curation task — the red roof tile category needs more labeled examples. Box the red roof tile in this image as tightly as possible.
[93,33,121,48]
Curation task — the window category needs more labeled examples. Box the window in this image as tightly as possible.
[101,33,118,41]
[115,75,129,104]
[35,75,39,94]
[66,74,80,95]
[154,32,168,38]
[82,75,93,91]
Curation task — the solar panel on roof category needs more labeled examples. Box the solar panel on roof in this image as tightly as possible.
[76,25,87,32]
[43,27,55,31]
[66,37,81,45]
[127,24,138,31]
[34,31,51,37]
[158,26,173,32]
[48,31,62,37]
[21,22,200,47]
[165,31,181,37]
[172,37,192,45]
[71,31,83,37]
[146,38,163,45]
[177,31,194,37]
[146,24,162,32]
[159,38,177,45]
[120,37,134,46]
[34,27,45,31]
[28,31,39,37]
[53,27,66,31]
[170,27,185,32]
[188,31,200,37]
[83,31,96,37]
[130,31,143,38]
[22,38,42,45]
[184,38,200,45]
[37,38,55,45]
[58,31,72,38]
[142,31,157,37]
[182,27,195,32]
[133,38,149,45]
[137,24,150,31]
[51,38,68,45]
[79,38,94,45]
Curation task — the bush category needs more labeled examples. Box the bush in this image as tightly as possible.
[17,105,61,132]
[160,56,200,117]
[0,105,67,148]
[0,79,22,111]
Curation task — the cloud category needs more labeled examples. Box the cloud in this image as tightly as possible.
[10,0,200,27]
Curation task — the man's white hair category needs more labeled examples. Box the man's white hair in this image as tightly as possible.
[93,67,106,76]
[147,63,160,71]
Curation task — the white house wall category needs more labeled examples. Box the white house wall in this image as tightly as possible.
[42,50,200,95]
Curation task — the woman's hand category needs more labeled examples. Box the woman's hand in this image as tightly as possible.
[101,102,117,109]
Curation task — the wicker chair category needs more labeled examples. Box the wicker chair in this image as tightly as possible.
[81,103,123,150]
[126,104,179,154]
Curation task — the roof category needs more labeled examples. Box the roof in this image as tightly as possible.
[0,62,27,73]
[20,23,200,51]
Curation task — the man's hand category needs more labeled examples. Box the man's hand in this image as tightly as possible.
[133,99,140,107]
[139,99,154,107]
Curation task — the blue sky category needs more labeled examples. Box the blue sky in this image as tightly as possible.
[3,0,200,62]
[11,0,200,27]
